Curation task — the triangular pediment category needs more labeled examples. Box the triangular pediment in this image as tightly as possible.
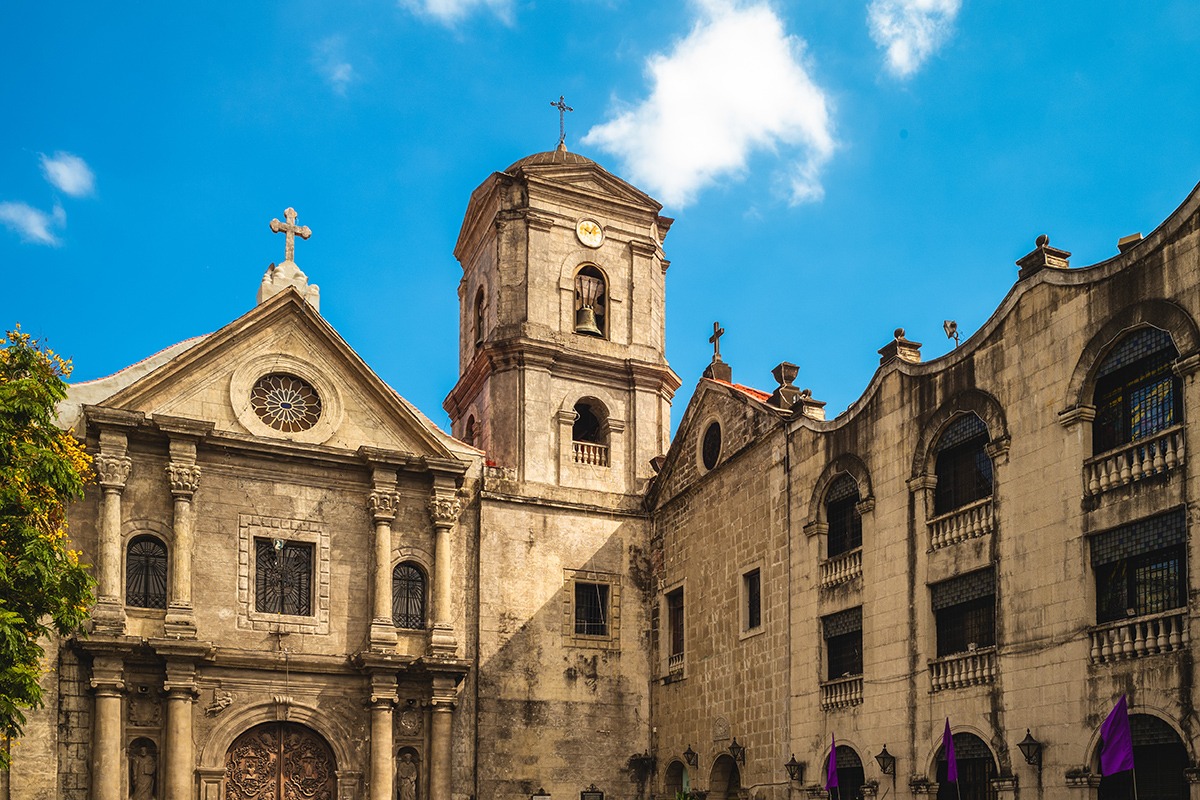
[97,291,459,460]
[520,163,662,211]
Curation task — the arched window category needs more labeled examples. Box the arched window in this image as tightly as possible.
[1099,715,1188,799]
[825,474,862,557]
[664,760,688,797]
[474,288,486,348]
[936,733,997,800]
[393,562,426,630]
[126,535,167,609]
[571,399,610,467]
[933,414,993,515]
[1093,327,1181,454]
[463,415,476,447]
[573,265,607,338]
[823,746,865,799]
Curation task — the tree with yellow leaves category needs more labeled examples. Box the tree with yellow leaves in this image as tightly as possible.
[0,328,94,770]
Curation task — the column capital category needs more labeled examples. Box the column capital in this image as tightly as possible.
[163,658,200,700]
[428,493,462,528]
[95,453,133,491]
[167,462,202,498]
[90,655,125,696]
[369,489,401,522]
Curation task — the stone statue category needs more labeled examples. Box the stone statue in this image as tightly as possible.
[130,745,157,800]
[396,752,418,800]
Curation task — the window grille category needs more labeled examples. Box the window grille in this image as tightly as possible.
[1094,328,1180,454]
[1091,509,1188,623]
[933,414,992,515]
[823,608,863,679]
[126,535,167,609]
[667,588,684,657]
[744,568,762,630]
[825,474,862,557]
[1098,715,1188,800]
[575,582,609,636]
[255,539,313,616]
[932,569,995,657]
[936,734,997,800]
[392,563,426,629]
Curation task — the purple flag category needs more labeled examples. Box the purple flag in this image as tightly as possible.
[943,719,958,783]
[826,733,839,790]
[1100,695,1135,775]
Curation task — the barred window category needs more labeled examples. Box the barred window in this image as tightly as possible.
[936,734,997,800]
[932,569,995,657]
[824,747,865,800]
[126,535,167,609]
[825,474,862,557]
[1093,327,1181,454]
[393,562,427,630]
[933,414,993,515]
[1091,509,1187,623]
[575,582,609,636]
[255,538,313,616]
[743,568,762,631]
[823,607,863,679]
[667,587,684,657]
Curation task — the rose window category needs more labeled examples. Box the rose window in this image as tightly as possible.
[250,374,322,432]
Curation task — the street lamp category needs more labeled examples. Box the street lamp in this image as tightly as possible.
[1017,730,1042,767]
[784,755,804,783]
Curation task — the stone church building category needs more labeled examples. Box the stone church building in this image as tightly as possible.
[3,143,1200,800]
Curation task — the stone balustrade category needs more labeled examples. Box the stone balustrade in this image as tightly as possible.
[1085,425,1185,498]
[928,497,993,550]
[1089,609,1188,664]
[668,653,684,678]
[929,647,996,692]
[819,548,862,589]
[573,441,610,467]
[819,674,863,710]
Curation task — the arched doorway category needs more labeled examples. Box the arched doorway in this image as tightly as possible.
[709,754,741,800]
[664,759,689,798]
[936,733,996,800]
[224,721,337,799]
[1098,714,1189,799]
[824,746,865,799]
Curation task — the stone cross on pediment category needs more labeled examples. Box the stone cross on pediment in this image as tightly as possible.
[270,207,311,264]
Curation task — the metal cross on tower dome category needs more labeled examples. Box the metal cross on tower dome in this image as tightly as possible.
[550,95,574,147]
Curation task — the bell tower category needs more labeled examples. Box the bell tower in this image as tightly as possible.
[443,143,680,493]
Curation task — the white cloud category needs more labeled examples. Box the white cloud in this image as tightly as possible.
[582,0,834,208]
[399,0,513,25]
[39,152,95,198]
[0,202,66,246]
[867,0,961,78]
[313,37,356,95]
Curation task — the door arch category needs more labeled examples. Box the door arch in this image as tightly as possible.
[224,721,337,799]
[709,754,741,800]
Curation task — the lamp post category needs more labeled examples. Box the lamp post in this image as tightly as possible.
[1017,730,1042,768]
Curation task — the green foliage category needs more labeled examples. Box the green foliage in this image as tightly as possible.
[0,328,94,769]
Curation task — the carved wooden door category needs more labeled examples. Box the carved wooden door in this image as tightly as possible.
[224,722,337,800]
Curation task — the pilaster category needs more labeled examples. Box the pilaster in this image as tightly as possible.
[89,655,125,800]
[94,436,132,633]
[369,477,401,649]
[162,659,199,800]
[427,487,463,658]
[369,673,398,800]
[428,676,459,800]
[165,452,201,639]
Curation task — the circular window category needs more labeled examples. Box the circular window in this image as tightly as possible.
[250,374,323,432]
[701,422,722,470]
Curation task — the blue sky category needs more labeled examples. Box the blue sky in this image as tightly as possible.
[3,1,1200,432]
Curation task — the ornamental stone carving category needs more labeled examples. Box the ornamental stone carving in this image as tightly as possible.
[167,462,202,496]
[95,454,132,490]
[369,490,401,521]
[428,495,462,527]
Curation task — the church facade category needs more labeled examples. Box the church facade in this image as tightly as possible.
[3,145,1200,800]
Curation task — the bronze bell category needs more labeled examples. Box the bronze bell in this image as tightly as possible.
[575,306,603,336]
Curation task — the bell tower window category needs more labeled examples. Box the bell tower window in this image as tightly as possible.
[572,399,610,467]
[574,265,607,338]
[474,287,486,348]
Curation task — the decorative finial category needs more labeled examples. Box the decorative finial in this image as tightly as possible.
[894,327,905,339]
[260,207,319,311]
[269,207,312,265]
[550,95,574,148]
[1035,234,1049,247]
[702,321,732,382]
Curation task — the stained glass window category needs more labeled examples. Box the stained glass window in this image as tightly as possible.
[250,374,322,433]
[825,474,862,557]
[933,414,993,515]
[393,563,426,630]
[1091,509,1187,623]
[1093,328,1180,454]
[126,535,167,609]
[255,538,313,616]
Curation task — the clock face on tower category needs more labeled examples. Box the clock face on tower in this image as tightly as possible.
[575,219,604,248]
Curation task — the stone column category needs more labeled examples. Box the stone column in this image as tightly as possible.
[427,491,463,658]
[369,674,398,800]
[163,659,199,800]
[369,480,400,649]
[165,450,201,638]
[90,656,125,800]
[429,677,458,800]
[93,439,132,633]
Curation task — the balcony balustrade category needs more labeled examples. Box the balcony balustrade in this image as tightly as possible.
[1085,425,1185,498]
[1089,609,1188,664]
[573,441,610,467]
[819,549,862,589]
[929,647,996,692]
[928,497,994,550]
[820,674,863,710]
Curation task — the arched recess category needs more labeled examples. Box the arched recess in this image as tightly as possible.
[473,285,487,348]
[911,390,1010,481]
[1064,299,1200,411]
[708,754,741,800]
[198,699,357,772]
[396,745,422,800]
[1086,709,1193,800]
[806,453,875,527]
[224,721,337,799]
[924,729,998,800]
[664,759,688,797]
[822,744,866,799]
